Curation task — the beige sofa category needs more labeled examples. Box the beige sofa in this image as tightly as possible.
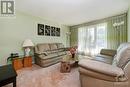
[34,43,67,67]
[78,42,130,87]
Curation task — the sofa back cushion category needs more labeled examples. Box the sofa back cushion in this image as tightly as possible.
[37,43,50,52]
[112,43,130,68]
[57,43,64,49]
[49,43,58,50]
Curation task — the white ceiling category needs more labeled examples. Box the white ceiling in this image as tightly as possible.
[16,0,129,26]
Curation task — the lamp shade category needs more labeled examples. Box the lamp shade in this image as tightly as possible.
[22,39,34,47]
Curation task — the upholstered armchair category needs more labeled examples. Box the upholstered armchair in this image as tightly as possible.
[78,42,130,87]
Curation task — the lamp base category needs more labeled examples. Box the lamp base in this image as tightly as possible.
[24,47,30,57]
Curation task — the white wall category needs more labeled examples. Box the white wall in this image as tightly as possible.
[0,11,70,65]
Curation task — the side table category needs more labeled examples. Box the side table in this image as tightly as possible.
[12,56,32,71]
[12,58,23,70]
[23,56,32,67]
[60,61,71,73]
[60,55,79,73]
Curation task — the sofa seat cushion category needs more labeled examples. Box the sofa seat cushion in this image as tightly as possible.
[58,51,66,56]
[95,55,113,64]
[46,50,58,54]
[39,53,58,60]
[57,48,65,52]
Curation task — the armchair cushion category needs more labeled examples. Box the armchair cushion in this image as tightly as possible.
[79,59,124,77]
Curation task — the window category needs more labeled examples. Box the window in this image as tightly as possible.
[78,23,107,56]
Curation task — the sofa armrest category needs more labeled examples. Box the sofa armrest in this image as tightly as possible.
[78,59,124,77]
[100,49,117,57]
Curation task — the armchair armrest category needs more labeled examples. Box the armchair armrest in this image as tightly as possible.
[78,59,124,77]
[100,49,117,57]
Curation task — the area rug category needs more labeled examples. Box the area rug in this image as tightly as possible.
[4,63,81,87]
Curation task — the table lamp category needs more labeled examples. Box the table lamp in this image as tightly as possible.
[22,39,34,57]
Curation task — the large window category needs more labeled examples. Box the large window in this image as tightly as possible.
[78,23,107,56]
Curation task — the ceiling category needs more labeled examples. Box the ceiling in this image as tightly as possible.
[16,0,129,26]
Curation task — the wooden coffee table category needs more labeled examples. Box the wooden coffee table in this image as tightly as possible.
[60,55,78,73]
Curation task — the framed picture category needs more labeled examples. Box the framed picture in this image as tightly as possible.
[51,26,56,36]
[45,25,50,36]
[38,24,44,35]
[56,28,60,36]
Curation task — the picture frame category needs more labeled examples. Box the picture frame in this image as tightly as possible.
[51,26,56,36]
[56,28,60,36]
[38,24,44,35]
[45,25,50,36]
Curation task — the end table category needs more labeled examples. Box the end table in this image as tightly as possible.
[12,56,32,70]
[23,56,32,67]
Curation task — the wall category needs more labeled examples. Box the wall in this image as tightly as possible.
[0,11,70,65]
[128,5,130,41]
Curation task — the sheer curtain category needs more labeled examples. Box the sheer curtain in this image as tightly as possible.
[78,23,107,56]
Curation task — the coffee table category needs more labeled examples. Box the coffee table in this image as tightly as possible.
[60,55,78,73]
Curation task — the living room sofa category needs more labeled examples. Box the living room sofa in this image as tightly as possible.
[34,43,67,67]
[78,42,130,87]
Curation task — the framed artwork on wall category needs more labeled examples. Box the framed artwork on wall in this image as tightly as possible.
[45,25,50,36]
[38,24,44,35]
[51,26,56,36]
[37,24,60,37]
[56,28,60,36]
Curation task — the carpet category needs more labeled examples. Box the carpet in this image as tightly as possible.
[4,63,81,87]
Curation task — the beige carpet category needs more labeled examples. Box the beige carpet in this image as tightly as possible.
[4,63,81,87]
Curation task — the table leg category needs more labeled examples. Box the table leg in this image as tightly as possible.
[13,78,16,87]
